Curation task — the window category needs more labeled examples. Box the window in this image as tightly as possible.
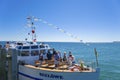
[22,46,30,49]
[31,46,38,49]
[17,43,23,45]
[40,45,45,48]
[31,51,39,56]
[21,51,29,56]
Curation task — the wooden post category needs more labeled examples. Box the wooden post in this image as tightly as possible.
[12,49,18,80]
[0,49,7,80]
[0,48,18,80]
[7,49,12,80]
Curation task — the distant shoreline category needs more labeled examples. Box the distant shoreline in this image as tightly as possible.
[0,40,120,43]
[113,41,120,43]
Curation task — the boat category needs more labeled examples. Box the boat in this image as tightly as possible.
[9,16,100,80]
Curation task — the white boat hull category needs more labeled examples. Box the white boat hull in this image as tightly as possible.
[18,65,100,80]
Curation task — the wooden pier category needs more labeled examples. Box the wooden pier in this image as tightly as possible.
[0,48,18,80]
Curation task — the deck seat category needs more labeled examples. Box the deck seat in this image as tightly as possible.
[40,64,48,68]
[48,64,55,69]
[58,65,68,70]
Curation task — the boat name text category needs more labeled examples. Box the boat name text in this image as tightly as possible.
[39,72,64,79]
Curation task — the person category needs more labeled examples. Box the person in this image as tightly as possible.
[63,52,67,62]
[43,51,48,63]
[58,51,62,62]
[54,51,60,69]
[68,52,75,66]
[47,50,52,60]
[52,48,56,55]
[39,53,43,66]
[68,51,72,57]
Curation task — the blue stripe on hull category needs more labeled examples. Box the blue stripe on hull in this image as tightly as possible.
[18,72,43,80]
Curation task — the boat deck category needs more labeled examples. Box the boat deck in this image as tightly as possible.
[24,64,95,72]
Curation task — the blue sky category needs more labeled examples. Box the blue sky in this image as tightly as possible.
[0,0,120,42]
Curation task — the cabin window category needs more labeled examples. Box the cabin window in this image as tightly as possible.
[31,51,39,56]
[40,45,45,48]
[30,42,33,44]
[31,46,38,49]
[22,46,30,49]
[21,51,29,56]
[17,43,23,45]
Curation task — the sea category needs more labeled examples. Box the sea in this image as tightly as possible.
[0,41,120,80]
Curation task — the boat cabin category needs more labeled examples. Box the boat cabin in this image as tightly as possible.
[17,43,51,65]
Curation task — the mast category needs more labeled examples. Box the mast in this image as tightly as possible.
[27,16,37,42]
[94,48,99,67]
